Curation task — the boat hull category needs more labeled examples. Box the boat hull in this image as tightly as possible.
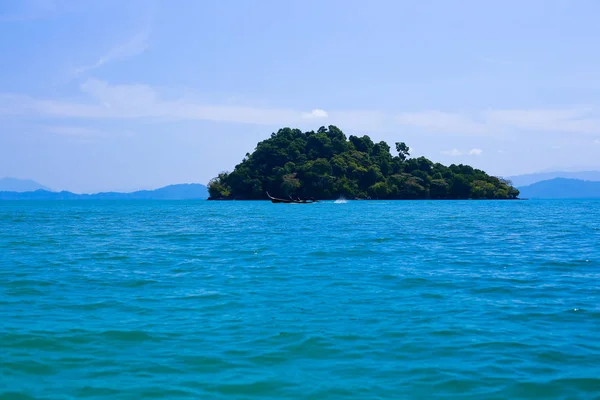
[267,192,316,204]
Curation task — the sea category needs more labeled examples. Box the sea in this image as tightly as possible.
[1,200,599,399]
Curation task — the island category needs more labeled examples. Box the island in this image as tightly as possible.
[208,126,520,200]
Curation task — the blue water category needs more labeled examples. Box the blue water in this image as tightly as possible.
[1,200,599,399]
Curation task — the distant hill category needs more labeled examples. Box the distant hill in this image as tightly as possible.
[518,178,600,199]
[0,184,208,200]
[507,171,600,187]
[0,178,51,192]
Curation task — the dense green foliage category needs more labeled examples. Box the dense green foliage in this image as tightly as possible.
[208,126,520,200]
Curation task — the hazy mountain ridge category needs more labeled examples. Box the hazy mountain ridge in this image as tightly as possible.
[0,178,51,192]
[0,184,208,200]
[507,171,600,187]
[518,178,600,199]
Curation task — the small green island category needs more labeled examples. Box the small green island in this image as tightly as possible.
[208,126,520,200]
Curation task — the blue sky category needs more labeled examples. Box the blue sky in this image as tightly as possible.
[1,0,600,192]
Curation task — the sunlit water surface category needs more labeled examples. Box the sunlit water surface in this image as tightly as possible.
[1,200,599,399]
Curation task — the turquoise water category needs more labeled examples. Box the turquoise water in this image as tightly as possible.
[1,200,599,399]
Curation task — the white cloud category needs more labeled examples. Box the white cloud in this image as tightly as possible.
[79,79,158,109]
[3,80,600,139]
[45,126,104,136]
[484,107,600,134]
[395,107,600,136]
[73,27,151,75]
[389,107,600,137]
[301,109,328,119]
[441,148,463,156]
[43,125,136,139]
[0,79,310,125]
[395,111,488,135]
[441,148,482,156]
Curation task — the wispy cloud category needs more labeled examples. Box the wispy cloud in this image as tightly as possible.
[73,28,151,75]
[394,108,600,136]
[441,148,463,156]
[44,125,136,139]
[45,125,104,136]
[484,107,600,134]
[0,0,60,22]
[396,111,489,135]
[0,79,313,125]
[441,148,483,157]
[2,79,600,138]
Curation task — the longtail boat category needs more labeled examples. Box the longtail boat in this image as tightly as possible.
[266,192,317,204]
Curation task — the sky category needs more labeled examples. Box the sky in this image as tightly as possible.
[1,0,600,193]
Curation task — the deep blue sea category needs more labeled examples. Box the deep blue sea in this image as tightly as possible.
[1,200,599,399]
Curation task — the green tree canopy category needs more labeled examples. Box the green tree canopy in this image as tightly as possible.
[208,126,520,200]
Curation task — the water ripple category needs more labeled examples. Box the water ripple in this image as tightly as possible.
[1,200,599,399]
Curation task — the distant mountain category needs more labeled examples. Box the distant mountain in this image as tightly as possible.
[0,184,208,200]
[507,171,600,187]
[518,178,600,199]
[0,178,51,192]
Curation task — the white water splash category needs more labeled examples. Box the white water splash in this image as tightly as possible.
[334,196,347,204]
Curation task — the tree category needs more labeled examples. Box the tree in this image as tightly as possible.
[208,172,231,198]
[395,142,410,161]
[508,187,520,199]
[369,182,391,198]
[430,179,449,199]
[449,175,471,199]
[281,173,301,196]
[349,135,375,154]
[207,126,520,200]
